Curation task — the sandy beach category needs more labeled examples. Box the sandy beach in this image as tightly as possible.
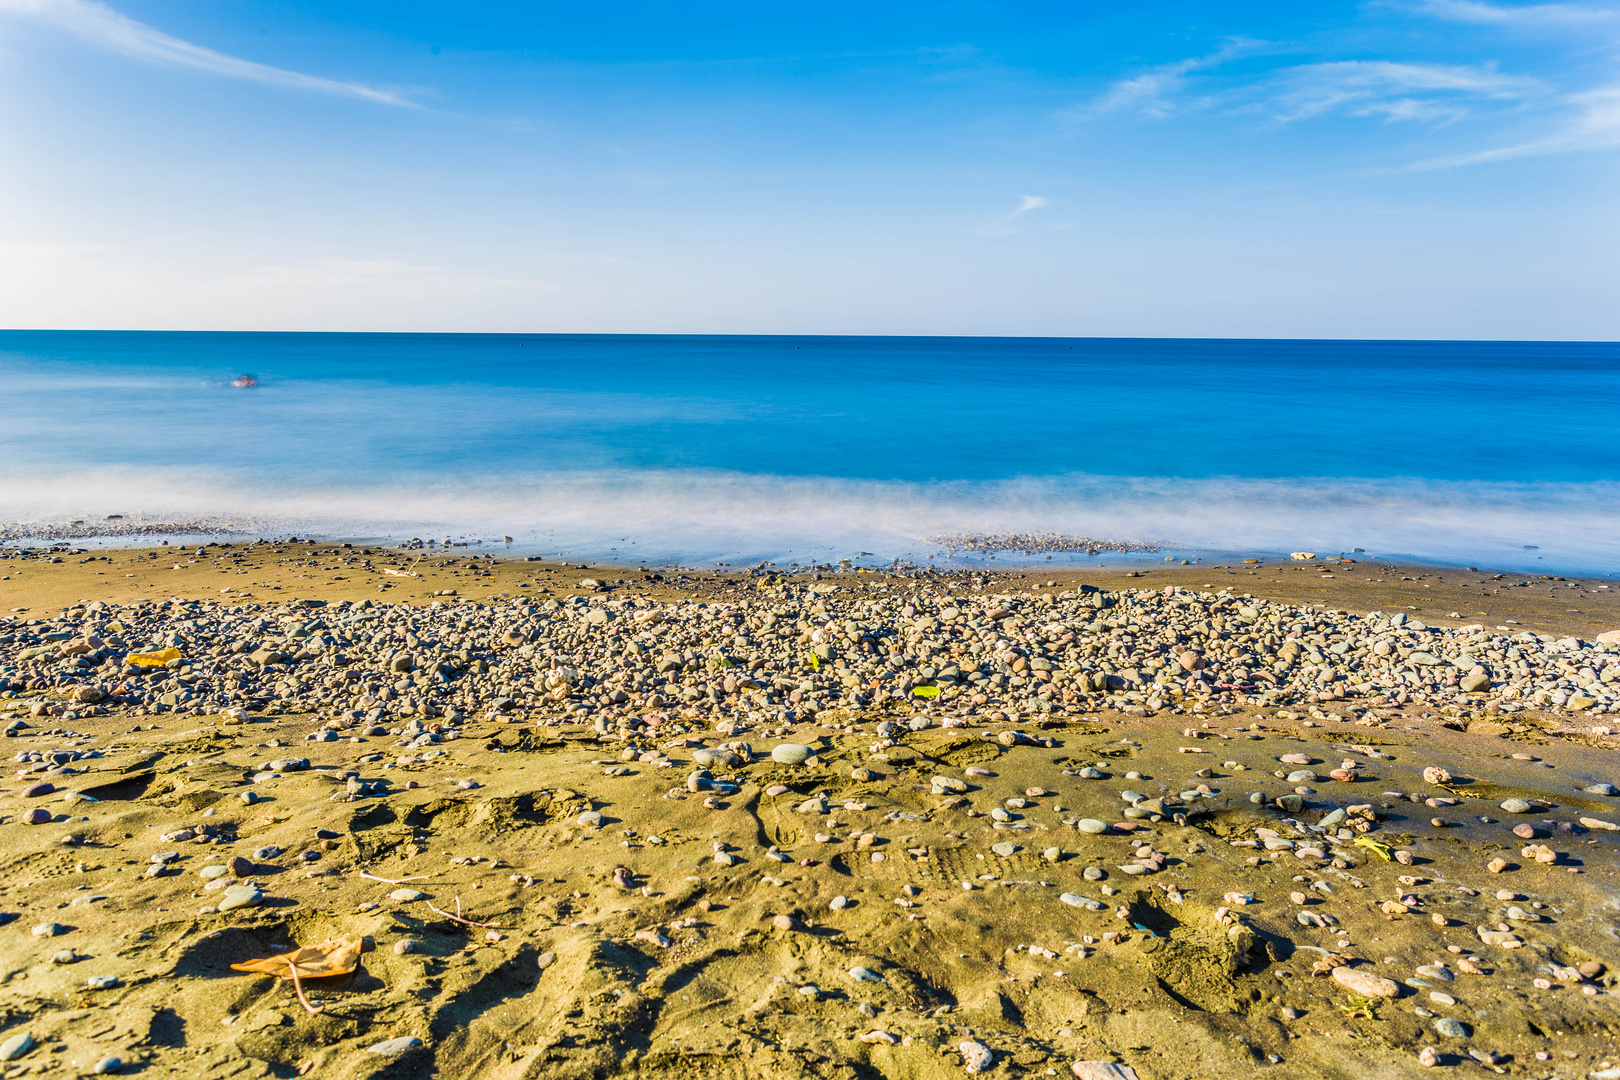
[1,544,1618,1079]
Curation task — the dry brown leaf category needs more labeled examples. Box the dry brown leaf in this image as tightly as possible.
[231,938,364,980]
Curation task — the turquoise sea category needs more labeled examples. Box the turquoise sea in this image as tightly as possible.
[2,331,1617,574]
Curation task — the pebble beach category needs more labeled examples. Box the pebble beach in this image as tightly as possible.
[2,541,1618,1079]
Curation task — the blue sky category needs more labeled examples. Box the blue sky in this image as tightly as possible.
[0,0,1616,337]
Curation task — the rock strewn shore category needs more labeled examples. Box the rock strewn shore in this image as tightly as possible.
[4,560,1617,733]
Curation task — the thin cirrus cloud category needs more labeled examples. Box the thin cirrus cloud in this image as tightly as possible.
[975,195,1049,236]
[1410,0,1619,25]
[1090,55,1539,125]
[1407,82,1620,167]
[1259,61,1541,124]
[0,0,415,106]
[1084,38,1264,119]
[1080,10,1620,171]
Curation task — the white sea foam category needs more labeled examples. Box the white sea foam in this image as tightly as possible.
[1,466,1614,575]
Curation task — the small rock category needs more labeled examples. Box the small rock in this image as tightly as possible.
[218,884,263,912]
[92,1055,123,1075]
[830,896,848,911]
[1071,1065,1141,1080]
[1076,819,1108,835]
[959,1040,994,1074]
[21,808,51,825]
[366,1036,423,1057]
[31,922,65,938]
[991,841,1018,857]
[1584,783,1617,796]
[1331,966,1399,998]
[1418,1046,1440,1068]
[86,975,119,990]
[849,966,883,983]
[1433,1018,1469,1039]
[390,888,427,902]
[0,1032,34,1061]
[1500,798,1532,814]
[771,744,813,766]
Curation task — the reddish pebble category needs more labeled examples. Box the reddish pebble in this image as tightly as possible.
[1512,823,1537,839]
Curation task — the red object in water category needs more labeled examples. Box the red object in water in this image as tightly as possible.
[231,375,259,388]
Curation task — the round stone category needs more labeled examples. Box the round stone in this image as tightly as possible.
[1076,819,1108,834]
[366,1037,423,1057]
[1433,1017,1469,1039]
[218,885,263,912]
[1331,966,1399,998]
[1500,798,1532,814]
[771,744,813,766]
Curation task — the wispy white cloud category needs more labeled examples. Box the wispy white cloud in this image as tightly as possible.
[0,0,414,106]
[1410,0,1619,26]
[1087,38,1263,118]
[1408,82,1620,166]
[975,195,1050,236]
[1262,60,1540,123]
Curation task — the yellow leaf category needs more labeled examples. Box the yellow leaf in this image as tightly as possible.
[1353,836,1392,861]
[910,685,940,700]
[806,652,820,670]
[128,647,182,667]
[232,938,364,979]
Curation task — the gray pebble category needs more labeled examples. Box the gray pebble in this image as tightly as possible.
[366,1036,423,1057]
[0,1032,34,1061]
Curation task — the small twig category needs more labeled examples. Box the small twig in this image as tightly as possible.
[359,870,432,885]
[426,899,506,930]
[286,960,323,1017]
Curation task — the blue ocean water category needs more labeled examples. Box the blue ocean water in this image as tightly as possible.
[2,331,1617,573]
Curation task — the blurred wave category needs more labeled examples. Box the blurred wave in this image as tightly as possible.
[1,466,1613,574]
